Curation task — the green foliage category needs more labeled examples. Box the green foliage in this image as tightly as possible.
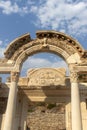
[38,102,45,106]
[28,109,34,113]
[47,103,56,109]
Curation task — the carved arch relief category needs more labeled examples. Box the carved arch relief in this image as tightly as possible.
[27,68,66,88]
[0,30,87,73]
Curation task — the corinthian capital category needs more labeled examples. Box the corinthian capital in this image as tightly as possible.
[11,72,19,82]
[70,71,78,83]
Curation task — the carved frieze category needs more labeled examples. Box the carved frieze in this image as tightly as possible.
[47,38,76,55]
[4,33,31,59]
[3,31,85,63]
[82,51,87,59]
[0,31,86,74]
[36,31,84,57]
[27,68,66,88]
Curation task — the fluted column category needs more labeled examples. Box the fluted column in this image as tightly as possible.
[70,71,83,130]
[3,72,19,130]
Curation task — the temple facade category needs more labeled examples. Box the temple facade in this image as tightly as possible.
[0,30,87,130]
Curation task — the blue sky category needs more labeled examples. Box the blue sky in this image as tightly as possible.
[0,0,87,77]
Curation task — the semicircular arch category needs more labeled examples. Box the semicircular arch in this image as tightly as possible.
[4,31,85,72]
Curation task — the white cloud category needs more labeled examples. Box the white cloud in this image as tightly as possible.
[27,0,35,5]
[0,47,5,58]
[30,0,87,36]
[0,1,18,14]
[0,0,28,15]
[0,40,3,45]
[0,0,87,37]
[21,57,68,76]
[22,57,53,70]
[0,40,5,58]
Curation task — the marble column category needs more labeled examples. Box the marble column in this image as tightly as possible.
[20,96,28,130]
[3,72,19,130]
[70,71,83,130]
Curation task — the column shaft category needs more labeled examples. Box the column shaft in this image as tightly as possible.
[20,97,28,130]
[3,72,19,130]
[71,82,83,130]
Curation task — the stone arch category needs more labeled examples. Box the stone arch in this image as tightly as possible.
[4,30,86,72]
[1,30,87,130]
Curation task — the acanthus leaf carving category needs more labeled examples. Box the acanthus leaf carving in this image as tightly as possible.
[70,71,78,83]
[11,72,20,82]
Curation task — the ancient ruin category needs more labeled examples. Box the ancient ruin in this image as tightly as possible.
[0,30,87,130]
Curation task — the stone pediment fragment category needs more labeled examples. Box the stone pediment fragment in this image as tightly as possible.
[27,68,66,88]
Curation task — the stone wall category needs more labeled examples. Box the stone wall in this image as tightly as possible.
[27,102,66,130]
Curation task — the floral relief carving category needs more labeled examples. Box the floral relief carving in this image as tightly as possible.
[70,72,78,83]
[27,68,66,88]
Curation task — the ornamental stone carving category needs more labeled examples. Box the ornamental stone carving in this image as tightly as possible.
[82,51,87,58]
[70,72,78,83]
[3,31,85,62]
[36,31,84,57]
[0,30,86,73]
[69,64,79,82]
[11,72,19,82]
[42,38,48,48]
[27,68,66,88]
[4,33,31,59]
